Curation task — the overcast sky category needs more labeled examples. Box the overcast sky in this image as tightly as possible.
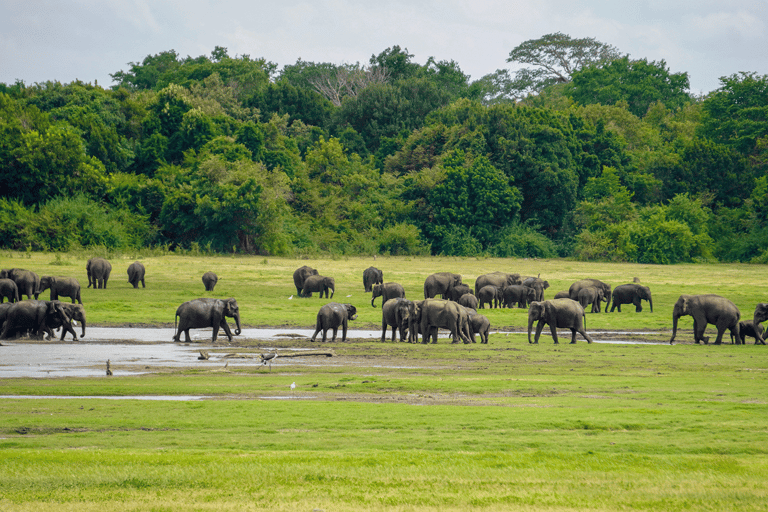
[1,0,766,94]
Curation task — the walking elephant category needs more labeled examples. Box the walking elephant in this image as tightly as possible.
[474,272,522,296]
[477,285,502,309]
[311,302,357,342]
[610,283,652,313]
[669,294,740,345]
[381,298,412,342]
[503,285,536,309]
[466,309,491,344]
[86,258,112,289]
[0,300,80,341]
[569,279,611,312]
[733,320,765,345]
[45,302,87,340]
[528,298,593,344]
[522,276,550,302]
[577,286,605,313]
[39,276,82,304]
[172,298,241,343]
[423,272,463,299]
[293,266,318,295]
[0,268,40,300]
[0,278,19,303]
[202,272,218,292]
[408,298,472,344]
[363,266,384,292]
[371,282,405,307]
[752,303,768,344]
[301,275,335,298]
[127,262,146,288]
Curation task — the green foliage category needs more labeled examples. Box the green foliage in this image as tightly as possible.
[487,222,559,258]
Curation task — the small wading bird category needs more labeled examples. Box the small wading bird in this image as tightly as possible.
[290,382,296,397]
[260,353,277,370]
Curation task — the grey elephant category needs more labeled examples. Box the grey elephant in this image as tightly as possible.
[423,272,462,299]
[0,268,40,300]
[610,283,652,313]
[0,278,19,303]
[669,294,740,345]
[311,302,358,342]
[0,300,79,341]
[409,298,472,344]
[528,298,593,344]
[477,285,502,309]
[474,272,522,296]
[503,285,536,308]
[752,303,768,344]
[371,282,405,307]
[577,286,605,313]
[447,284,473,302]
[380,298,412,342]
[293,265,318,295]
[522,276,550,302]
[0,302,13,334]
[45,302,87,340]
[86,258,112,289]
[172,298,241,343]
[458,293,478,310]
[301,275,335,298]
[466,309,491,344]
[733,320,765,345]
[553,290,570,299]
[39,276,82,304]
[202,272,218,292]
[569,279,611,312]
[127,261,146,288]
[363,266,384,292]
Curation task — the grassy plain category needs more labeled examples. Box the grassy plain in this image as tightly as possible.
[1,252,768,510]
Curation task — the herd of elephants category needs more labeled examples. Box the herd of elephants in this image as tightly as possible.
[1,259,767,347]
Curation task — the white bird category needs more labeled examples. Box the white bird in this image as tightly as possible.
[288,295,293,300]
[290,382,296,397]
[346,294,352,297]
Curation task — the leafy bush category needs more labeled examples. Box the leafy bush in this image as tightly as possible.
[488,223,558,258]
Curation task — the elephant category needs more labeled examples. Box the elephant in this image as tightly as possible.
[610,283,653,313]
[0,300,79,341]
[474,272,522,296]
[45,301,87,340]
[522,276,550,302]
[380,298,412,342]
[39,276,82,304]
[502,285,536,309]
[528,299,593,344]
[311,302,358,342]
[447,284,473,302]
[0,268,40,300]
[408,298,472,344]
[86,258,112,289]
[301,275,335,298]
[363,266,384,292]
[752,303,768,344]
[172,298,241,343]
[466,309,491,344]
[0,302,13,334]
[423,272,462,299]
[127,261,146,288]
[293,265,319,295]
[371,282,405,307]
[733,320,765,345]
[553,290,570,299]
[669,294,741,345]
[477,285,502,309]
[577,286,605,313]
[0,278,19,303]
[569,279,611,313]
[458,293,479,310]
[202,271,218,292]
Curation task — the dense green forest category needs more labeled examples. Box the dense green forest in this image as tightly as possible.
[1,35,767,263]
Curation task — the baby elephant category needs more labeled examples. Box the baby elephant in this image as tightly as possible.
[734,320,766,345]
[311,303,358,342]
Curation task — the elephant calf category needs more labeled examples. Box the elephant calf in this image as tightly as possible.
[734,320,765,345]
[301,275,335,298]
[312,303,357,342]
[477,285,502,309]
[466,309,491,344]
[380,298,411,342]
[371,282,405,308]
[128,261,146,288]
[39,276,82,304]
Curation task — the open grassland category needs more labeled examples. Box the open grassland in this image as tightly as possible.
[1,253,768,510]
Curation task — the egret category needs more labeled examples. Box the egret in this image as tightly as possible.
[290,382,296,397]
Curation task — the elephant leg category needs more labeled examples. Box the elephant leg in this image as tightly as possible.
[577,327,594,344]
[569,328,578,344]
[331,326,338,342]
[220,319,233,342]
[549,322,559,344]
[531,320,545,344]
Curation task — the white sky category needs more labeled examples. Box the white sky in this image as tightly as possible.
[1,0,766,94]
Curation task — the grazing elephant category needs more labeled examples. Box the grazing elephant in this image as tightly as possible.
[0,300,78,341]
[610,284,653,313]
[86,258,112,289]
[423,272,463,299]
[447,284,473,302]
[311,302,357,342]
[466,309,491,344]
[0,278,19,303]
[172,298,241,343]
[474,272,522,296]
[293,265,319,295]
[733,320,765,345]
[553,290,570,299]
[752,303,768,344]
[127,261,146,288]
[39,276,82,304]
[503,285,536,308]
[669,294,740,345]
[363,266,384,292]
[569,279,611,313]
[0,268,40,300]
[202,272,218,292]
[409,298,472,344]
[577,286,605,313]
[458,293,478,310]
[522,276,550,302]
[301,275,335,298]
[477,285,502,309]
[528,299,593,344]
[381,298,412,342]
[371,282,405,307]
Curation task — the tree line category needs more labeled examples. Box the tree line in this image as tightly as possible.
[1,35,767,263]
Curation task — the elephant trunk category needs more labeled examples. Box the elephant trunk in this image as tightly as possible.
[670,312,679,344]
[234,312,242,336]
[329,285,335,299]
[527,316,535,344]
[371,295,377,308]
[648,296,653,313]
[79,318,86,339]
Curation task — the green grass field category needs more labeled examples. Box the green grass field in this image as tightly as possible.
[1,252,768,510]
